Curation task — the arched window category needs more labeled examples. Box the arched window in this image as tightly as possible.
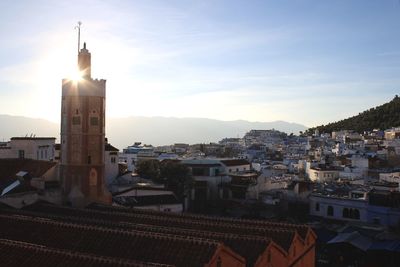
[327,206,334,216]
[349,209,354,219]
[342,208,349,218]
[89,168,98,186]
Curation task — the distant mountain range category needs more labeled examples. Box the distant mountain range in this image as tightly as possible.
[0,115,59,142]
[307,95,400,134]
[0,114,307,149]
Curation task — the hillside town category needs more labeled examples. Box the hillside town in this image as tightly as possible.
[1,126,400,265]
[0,15,399,266]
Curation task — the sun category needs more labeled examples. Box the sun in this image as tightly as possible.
[71,69,84,82]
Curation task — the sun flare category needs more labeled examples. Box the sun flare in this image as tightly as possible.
[71,69,83,82]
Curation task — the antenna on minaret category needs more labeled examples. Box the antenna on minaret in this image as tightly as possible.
[75,21,82,54]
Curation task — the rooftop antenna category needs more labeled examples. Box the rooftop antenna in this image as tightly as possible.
[74,21,82,54]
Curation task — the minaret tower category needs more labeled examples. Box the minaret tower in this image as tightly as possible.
[60,23,111,206]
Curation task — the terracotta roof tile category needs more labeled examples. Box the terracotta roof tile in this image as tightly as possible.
[0,238,170,267]
[0,207,268,267]
[0,213,225,267]
[0,201,317,265]
[105,143,119,152]
[22,203,297,252]
[89,202,310,239]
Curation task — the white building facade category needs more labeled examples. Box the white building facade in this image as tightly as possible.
[0,137,56,161]
[309,193,368,223]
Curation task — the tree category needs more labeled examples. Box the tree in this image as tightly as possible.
[136,160,161,182]
[306,95,400,134]
[160,160,193,200]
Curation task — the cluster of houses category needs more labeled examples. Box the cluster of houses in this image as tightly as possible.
[0,136,317,266]
[1,128,400,226]
[1,128,400,265]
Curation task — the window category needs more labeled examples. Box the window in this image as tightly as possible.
[192,167,207,176]
[18,150,25,159]
[72,116,81,125]
[87,155,91,164]
[353,209,360,220]
[45,150,48,159]
[315,203,320,212]
[343,208,349,218]
[111,157,116,163]
[343,208,360,220]
[216,257,222,267]
[90,117,99,126]
[327,206,334,216]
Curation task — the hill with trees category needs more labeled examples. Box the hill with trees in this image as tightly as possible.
[307,95,400,134]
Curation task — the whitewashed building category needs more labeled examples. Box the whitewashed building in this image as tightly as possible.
[113,186,183,212]
[104,143,119,186]
[0,137,56,161]
[309,166,340,182]
[309,189,369,222]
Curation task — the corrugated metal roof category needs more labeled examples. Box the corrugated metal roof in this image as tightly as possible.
[328,231,372,251]
[1,180,20,196]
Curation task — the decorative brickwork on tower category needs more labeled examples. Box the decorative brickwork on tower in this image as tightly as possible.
[60,43,111,206]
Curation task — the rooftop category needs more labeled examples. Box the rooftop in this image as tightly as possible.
[10,137,56,140]
[0,159,56,192]
[220,159,250,166]
[0,201,315,266]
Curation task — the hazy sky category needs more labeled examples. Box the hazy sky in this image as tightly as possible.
[0,0,399,127]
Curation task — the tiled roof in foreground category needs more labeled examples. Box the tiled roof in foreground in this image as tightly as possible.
[89,202,311,239]
[0,207,269,267]
[22,202,297,252]
[0,239,170,267]
[0,201,316,267]
[0,213,233,267]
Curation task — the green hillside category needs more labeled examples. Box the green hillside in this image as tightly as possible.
[307,95,400,134]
